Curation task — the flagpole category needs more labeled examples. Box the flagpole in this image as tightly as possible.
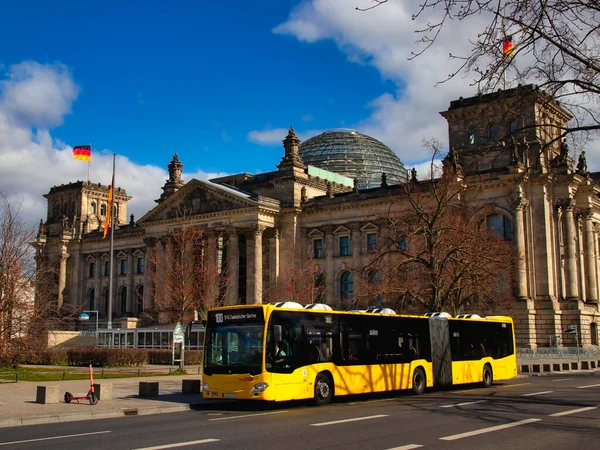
[107,154,116,330]
[88,143,92,183]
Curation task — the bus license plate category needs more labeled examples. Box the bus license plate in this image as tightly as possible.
[223,393,237,399]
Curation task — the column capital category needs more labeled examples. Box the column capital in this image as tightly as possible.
[509,195,529,210]
[577,207,593,220]
[251,224,268,236]
[556,197,576,211]
[143,237,158,248]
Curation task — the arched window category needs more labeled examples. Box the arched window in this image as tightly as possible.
[467,127,477,145]
[591,323,598,346]
[91,202,97,215]
[88,288,95,311]
[340,271,354,301]
[135,285,144,316]
[507,119,518,136]
[120,286,127,316]
[488,124,498,141]
[100,204,107,216]
[101,287,109,317]
[486,214,513,241]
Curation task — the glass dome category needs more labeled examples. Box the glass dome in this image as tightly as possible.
[299,129,408,188]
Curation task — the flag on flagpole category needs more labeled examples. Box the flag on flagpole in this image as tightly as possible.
[503,36,514,59]
[103,160,115,240]
[73,145,92,162]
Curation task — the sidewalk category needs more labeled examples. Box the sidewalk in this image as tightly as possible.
[0,367,210,428]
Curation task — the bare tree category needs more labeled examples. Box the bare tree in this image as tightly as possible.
[263,245,326,305]
[148,210,231,324]
[359,146,516,315]
[358,1,600,143]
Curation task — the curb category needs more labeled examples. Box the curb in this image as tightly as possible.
[0,404,195,429]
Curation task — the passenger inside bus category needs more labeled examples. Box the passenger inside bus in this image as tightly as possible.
[270,341,287,363]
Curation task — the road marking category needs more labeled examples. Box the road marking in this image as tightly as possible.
[0,431,111,447]
[386,445,423,450]
[208,410,289,421]
[552,378,572,382]
[133,439,220,450]
[576,383,600,389]
[520,391,553,397]
[311,414,388,427]
[439,418,541,441]
[497,383,531,388]
[440,400,487,408]
[549,406,597,417]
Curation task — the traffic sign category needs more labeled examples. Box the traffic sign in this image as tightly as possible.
[173,322,185,343]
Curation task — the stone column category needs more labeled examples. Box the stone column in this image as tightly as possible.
[582,208,598,303]
[94,253,101,312]
[127,250,135,313]
[324,227,335,304]
[227,229,239,305]
[206,233,218,306]
[248,225,265,304]
[143,237,157,312]
[269,229,280,289]
[513,197,529,300]
[57,243,69,311]
[351,224,361,298]
[562,199,580,300]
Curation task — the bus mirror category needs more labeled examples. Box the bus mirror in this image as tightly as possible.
[274,325,282,343]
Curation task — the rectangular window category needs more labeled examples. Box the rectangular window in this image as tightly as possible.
[137,257,144,274]
[88,262,95,278]
[339,236,350,256]
[313,238,324,258]
[104,261,110,276]
[367,233,377,253]
[120,259,127,275]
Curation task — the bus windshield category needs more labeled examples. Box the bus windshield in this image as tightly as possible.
[204,323,264,376]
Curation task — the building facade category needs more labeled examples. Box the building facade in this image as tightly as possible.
[34,86,600,348]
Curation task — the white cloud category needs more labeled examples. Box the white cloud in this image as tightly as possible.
[274,0,600,169]
[0,62,222,227]
[247,128,289,146]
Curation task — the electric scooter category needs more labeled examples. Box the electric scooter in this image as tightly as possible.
[64,363,98,405]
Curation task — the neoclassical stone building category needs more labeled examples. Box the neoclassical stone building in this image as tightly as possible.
[34,85,600,348]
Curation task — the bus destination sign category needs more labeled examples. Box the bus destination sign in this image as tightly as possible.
[208,308,264,326]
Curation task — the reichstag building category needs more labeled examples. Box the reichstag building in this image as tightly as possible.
[34,85,600,349]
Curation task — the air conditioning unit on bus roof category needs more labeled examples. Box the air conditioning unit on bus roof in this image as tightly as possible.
[424,312,452,318]
[455,314,482,319]
[304,303,333,311]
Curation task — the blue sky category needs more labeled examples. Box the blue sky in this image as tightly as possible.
[0,0,506,223]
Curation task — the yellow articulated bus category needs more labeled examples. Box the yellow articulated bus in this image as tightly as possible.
[202,302,517,406]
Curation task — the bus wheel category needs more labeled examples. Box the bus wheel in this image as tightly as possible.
[314,373,333,406]
[412,368,426,395]
[482,365,493,388]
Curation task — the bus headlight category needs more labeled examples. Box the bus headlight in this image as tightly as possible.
[251,382,269,393]
[202,383,210,392]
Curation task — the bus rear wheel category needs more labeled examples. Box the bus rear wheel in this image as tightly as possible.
[412,368,426,395]
[482,365,493,388]
[314,373,333,406]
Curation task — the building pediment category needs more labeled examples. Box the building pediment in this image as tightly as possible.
[138,179,261,224]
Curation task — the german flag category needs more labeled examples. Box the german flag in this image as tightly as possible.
[72,145,92,162]
[503,36,514,59]
[103,170,115,240]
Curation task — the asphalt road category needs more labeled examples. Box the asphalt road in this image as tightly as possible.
[1,373,599,450]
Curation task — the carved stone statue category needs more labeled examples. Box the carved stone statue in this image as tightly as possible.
[353,178,359,193]
[576,151,588,175]
[301,186,307,203]
[411,167,417,182]
[381,172,388,187]
[61,215,69,229]
[38,219,45,237]
[326,182,333,198]
[559,139,569,163]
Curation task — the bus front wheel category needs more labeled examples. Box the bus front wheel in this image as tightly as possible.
[482,365,493,388]
[412,368,426,395]
[314,373,333,406]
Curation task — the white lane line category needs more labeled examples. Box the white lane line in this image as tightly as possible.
[440,400,487,408]
[208,410,289,421]
[0,431,111,447]
[549,406,598,417]
[497,383,531,388]
[552,378,572,382]
[311,414,389,427]
[133,439,220,450]
[439,418,541,441]
[576,383,600,389]
[386,445,423,450]
[521,391,554,397]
